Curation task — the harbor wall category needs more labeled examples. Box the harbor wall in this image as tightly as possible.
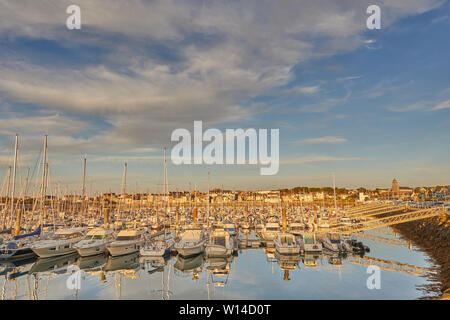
[394,215,449,299]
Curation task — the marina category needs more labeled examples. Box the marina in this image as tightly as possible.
[0,226,445,300]
[0,135,448,300]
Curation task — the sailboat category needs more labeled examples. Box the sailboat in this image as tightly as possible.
[140,230,175,257]
[0,135,42,260]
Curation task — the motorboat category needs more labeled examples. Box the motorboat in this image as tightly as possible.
[30,228,85,258]
[74,228,115,257]
[273,233,300,255]
[321,233,352,253]
[346,239,370,254]
[206,228,234,258]
[299,233,322,252]
[259,222,280,240]
[174,229,207,257]
[106,229,145,257]
[287,222,304,235]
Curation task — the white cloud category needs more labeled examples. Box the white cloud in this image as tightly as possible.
[0,0,445,170]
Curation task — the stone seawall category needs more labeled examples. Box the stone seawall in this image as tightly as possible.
[394,215,449,299]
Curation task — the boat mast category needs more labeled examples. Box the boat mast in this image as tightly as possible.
[119,162,127,221]
[10,134,18,234]
[333,173,337,213]
[2,166,11,229]
[121,162,127,196]
[82,157,87,217]
[164,147,168,215]
[39,135,48,228]
[82,157,87,197]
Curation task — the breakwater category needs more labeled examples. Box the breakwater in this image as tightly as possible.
[394,214,450,299]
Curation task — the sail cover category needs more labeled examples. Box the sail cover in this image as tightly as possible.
[13,225,41,240]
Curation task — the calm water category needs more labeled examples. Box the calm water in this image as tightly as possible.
[0,228,438,300]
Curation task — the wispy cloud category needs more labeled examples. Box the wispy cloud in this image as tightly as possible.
[387,98,450,112]
[285,85,320,95]
[431,99,450,110]
[295,136,347,145]
[281,155,365,165]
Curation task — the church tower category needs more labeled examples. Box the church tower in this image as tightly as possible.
[392,178,399,198]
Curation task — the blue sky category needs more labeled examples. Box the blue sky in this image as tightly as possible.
[0,0,449,194]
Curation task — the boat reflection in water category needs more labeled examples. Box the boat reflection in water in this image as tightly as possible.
[29,253,79,275]
[174,253,204,281]
[0,256,36,279]
[325,251,344,266]
[302,253,321,268]
[206,256,233,288]
[140,255,174,300]
[275,251,300,281]
[103,252,140,273]
[140,255,170,274]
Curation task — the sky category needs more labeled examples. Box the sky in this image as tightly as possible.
[0,0,449,194]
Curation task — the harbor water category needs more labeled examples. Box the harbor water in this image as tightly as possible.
[0,227,441,300]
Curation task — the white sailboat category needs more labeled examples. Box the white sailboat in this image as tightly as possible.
[140,231,175,257]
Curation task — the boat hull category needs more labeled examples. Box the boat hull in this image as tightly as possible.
[275,245,301,255]
[175,240,206,258]
[0,246,35,260]
[76,244,108,257]
[206,244,232,258]
[302,243,323,252]
[140,243,174,257]
[31,246,77,258]
[107,240,144,257]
